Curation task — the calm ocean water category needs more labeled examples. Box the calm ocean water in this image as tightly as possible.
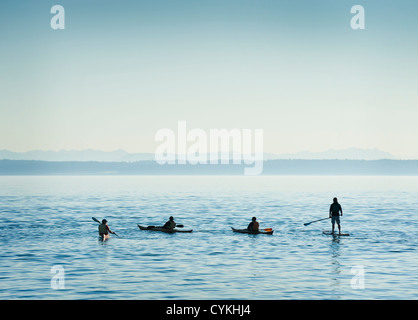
[1,175,417,300]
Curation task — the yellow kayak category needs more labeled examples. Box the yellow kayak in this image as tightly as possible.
[231,227,274,235]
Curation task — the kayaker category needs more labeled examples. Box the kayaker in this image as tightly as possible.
[98,219,116,237]
[162,216,176,230]
[247,217,259,232]
[329,197,343,234]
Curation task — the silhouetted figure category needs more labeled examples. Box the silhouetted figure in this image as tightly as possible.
[98,219,116,239]
[247,217,260,232]
[329,197,343,234]
[163,216,176,230]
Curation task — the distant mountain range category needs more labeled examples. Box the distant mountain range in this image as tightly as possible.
[0,148,397,162]
[0,149,154,162]
[265,148,396,160]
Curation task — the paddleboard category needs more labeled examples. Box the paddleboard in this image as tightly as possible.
[322,230,349,236]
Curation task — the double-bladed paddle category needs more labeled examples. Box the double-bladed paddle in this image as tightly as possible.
[146,224,184,229]
[92,217,101,224]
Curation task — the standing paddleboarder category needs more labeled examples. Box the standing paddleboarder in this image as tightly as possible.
[329,197,343,234]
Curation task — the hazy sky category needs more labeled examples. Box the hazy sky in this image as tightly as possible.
[1,0,417,158]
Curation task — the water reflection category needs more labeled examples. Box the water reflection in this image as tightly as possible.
[328,235,342,298]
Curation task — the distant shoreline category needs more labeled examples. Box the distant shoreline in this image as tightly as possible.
[1,159,418,176]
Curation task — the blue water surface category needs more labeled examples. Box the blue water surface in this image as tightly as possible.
[1,175,417,299]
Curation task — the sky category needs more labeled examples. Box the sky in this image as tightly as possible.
[0,0,417,158]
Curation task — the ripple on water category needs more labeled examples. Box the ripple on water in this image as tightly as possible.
[1,176,418,299]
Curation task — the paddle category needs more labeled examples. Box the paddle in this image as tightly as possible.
[147,224,184,229]
[304,217,330,226]
[92,217,119,237]
[92,217,100,224]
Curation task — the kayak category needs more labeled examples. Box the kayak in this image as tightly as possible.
[99,234,110,241]
[138,224,193,233]
[323,230,350,236]
[231,227,274,235]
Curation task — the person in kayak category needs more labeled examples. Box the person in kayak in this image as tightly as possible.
[98,219,116,237]
[247,217,259,232]
[162,216,176,230]
[329,197,343,234]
